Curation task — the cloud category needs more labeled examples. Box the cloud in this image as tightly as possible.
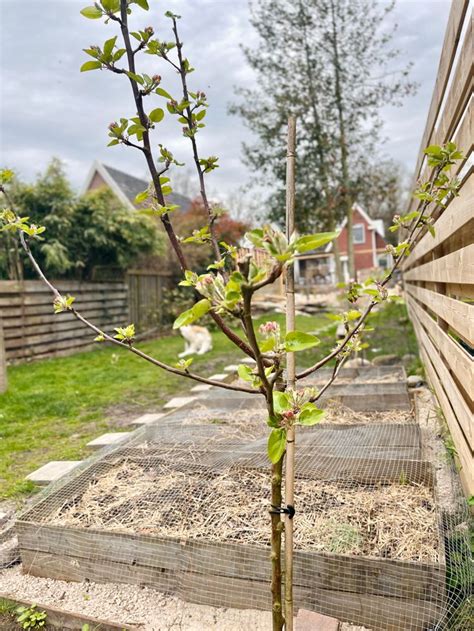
[0,0,451,199]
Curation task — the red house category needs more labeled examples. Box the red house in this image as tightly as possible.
[295,204,392,285]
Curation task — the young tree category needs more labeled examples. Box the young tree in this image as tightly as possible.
[232,0,416,280]
[0,2,462,628]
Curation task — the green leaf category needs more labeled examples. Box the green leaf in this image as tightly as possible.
[155,87,173,99]
[175,357,193,370]
[103,35,117,59]
[101,0,120,11]
[149,108,164,123]
[260,337,276,352]
[80,61,102,72]
[80,6,103,19]
[295,231,338,254]
[172,299,211,329]
[134,0,149,9]
[298,403,325,426]
[126,71,144,85]
[134,190,149,204]
[237,364,254,382]
[284,331,320,352]
[273,391,291,414]
[195,109,207,121]
[267,428,286,464]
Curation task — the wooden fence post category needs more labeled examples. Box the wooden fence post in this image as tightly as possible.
[0,316,7,394]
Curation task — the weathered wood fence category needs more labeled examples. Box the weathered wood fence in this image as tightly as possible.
[403,0,473,497]
[0,271,171,363]
[127,269,171,333]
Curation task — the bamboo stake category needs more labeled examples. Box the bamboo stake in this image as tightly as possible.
[284,116,297,630]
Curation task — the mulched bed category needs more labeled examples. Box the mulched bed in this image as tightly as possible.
[48,459,438,563]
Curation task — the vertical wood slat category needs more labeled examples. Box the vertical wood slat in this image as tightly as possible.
[126,270,171,333]
[403,1,473,499]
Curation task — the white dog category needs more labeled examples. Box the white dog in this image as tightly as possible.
[179,325,213,357]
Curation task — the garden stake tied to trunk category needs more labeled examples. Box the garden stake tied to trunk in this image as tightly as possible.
[0,1,466,629]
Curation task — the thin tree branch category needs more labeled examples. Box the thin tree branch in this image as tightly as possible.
[296,167,442,380]
[169,16,222,264]
[18,232,258,395]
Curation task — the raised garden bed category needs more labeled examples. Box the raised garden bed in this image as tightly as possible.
[17,454,446,630]
[200,380,411,411]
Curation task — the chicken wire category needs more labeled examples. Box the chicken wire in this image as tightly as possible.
[15,379,472,631]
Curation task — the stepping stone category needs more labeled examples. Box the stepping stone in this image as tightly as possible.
[191,384,213,392]
[208,373,227,381]
[223,364,239,372]
[130,413,164,426]
[296,609,339,631]
[86,432,132,450]
[163,396,196,409]
[26,461,82,486]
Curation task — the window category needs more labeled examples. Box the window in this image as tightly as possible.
[353,224,365,244]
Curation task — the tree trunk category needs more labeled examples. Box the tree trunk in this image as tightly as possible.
[271,457,285,631]
[299,0,342,284]
[329,0,355,280]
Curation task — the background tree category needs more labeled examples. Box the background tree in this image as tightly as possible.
[172,198,249,274]
[1,159,164,280]
[232,0,416,279]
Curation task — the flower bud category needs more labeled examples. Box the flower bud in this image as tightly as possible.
[152,74,161,84]
[144,26,154,35]
[108,122,118,130]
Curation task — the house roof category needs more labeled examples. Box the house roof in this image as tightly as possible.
[81,161,192,211]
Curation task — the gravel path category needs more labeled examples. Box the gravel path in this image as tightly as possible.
[0,565,271,630]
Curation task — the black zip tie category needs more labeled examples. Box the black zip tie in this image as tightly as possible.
[269,504,295,519]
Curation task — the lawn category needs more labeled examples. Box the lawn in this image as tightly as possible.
[0,312,329,499]
[0,302,417,500]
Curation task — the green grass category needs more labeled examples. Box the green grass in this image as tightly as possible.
[0,313,328,500]
[0,303,417,500]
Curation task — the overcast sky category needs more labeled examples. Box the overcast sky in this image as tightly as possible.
[0,0,452,201]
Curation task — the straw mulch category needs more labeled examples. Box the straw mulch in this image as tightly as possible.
[178,402,413,442]
[50,459,438,563]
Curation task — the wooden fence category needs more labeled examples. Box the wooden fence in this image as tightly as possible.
[0,271,171,363]
[0,280,128,362]
[127,269,171,333]
[403,0,473,498]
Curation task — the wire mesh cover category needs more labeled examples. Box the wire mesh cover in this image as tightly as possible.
[16,389,472,630]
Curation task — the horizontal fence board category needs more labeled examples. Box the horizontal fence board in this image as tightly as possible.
[418,341,474,496]
[404,244,474,284]
[429,20,473,152]
[406,297,474,401]
[0,298,128,319]
[1,306,128,329]
[405,1,473,501]
[404,177,474,268]
[408,298,473,445]
[405,284,474,344]
[0,273,168,361]
[0,280,126,293]
[411,0,470,184]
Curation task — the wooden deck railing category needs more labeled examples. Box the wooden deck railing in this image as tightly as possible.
[403,0,473,497]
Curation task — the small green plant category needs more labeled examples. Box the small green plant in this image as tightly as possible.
[0,597,17,617]
[15,604,47,629]
[399,471,409,485]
